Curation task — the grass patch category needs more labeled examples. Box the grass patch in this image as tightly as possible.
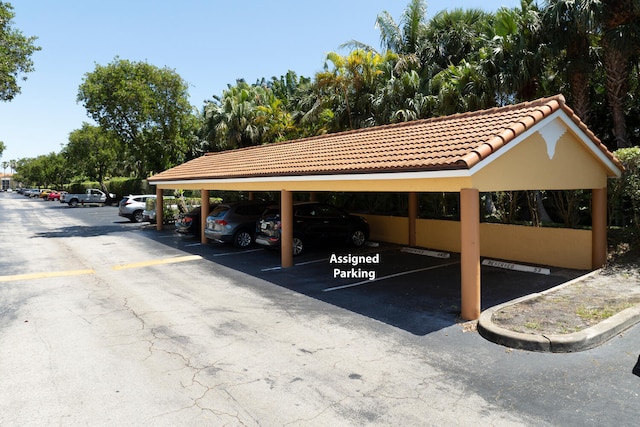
[576,302,635,322]
[524,321,543,331]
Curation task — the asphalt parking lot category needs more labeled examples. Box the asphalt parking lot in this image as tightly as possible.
[17,198,590,336]
[138,221,586,336]
[3,194,640,426]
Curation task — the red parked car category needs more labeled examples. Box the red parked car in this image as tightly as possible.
[47,191,66,201]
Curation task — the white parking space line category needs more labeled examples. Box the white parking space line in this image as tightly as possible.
[323,261,460,292]
[184,243,202,247]
[212,248,262,257]
[295,258,329,266]
[260,256,331,271]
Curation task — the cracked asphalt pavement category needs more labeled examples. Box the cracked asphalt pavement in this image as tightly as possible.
[1,193,639,426]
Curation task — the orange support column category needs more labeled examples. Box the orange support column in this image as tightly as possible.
[280,190,293,268]
[592,187,607,268]
[201,190,210,245]
[155,187,164,231]
[408,192,417,246]
[460,188,481,320]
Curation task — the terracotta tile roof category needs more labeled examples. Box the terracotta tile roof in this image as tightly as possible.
[148,94,622,182]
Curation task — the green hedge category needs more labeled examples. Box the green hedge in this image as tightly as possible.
[609,147,640,229]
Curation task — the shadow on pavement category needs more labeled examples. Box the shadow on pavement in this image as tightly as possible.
[140,228,586,336]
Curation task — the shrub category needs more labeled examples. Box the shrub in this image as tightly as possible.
[609,147,640,228]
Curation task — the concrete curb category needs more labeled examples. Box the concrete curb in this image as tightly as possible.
[478,270,640,353]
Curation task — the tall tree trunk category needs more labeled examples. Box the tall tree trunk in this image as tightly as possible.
[604,47,631,148]
[569,71,590,125]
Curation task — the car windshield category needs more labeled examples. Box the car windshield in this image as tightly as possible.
[208,206,229,219]
[261,207,280,219]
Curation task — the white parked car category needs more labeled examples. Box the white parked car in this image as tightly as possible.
[118,194,156,223]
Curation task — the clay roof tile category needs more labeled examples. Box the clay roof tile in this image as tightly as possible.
[149,94,622,182]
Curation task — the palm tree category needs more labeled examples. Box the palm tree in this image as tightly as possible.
[366,0,428,75]
[376,0,426,53]
[202,81,270,150]
[316,49,390,130]
[598,0,640,148]
[421,8,493,77]
[431,59,497,115]
[488,0,546,102]
[543,0,599,124]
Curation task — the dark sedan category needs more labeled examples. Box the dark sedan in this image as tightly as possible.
[175,205,220,236]
[255,202,369,255]
[175,207,204,235]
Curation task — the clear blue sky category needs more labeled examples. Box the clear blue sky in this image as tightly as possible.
[0,0,521,163]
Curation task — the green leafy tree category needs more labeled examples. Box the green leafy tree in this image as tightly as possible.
[0,140,5,158]
[64,123,120,185]
[77,58,198,178]
[13,153,66,187]
[0,2,41,101]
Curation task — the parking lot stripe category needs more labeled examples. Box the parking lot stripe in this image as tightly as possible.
[323,261,460,292]
[111,255,202,270]
[212,249,262,257]
[0,269,96,283]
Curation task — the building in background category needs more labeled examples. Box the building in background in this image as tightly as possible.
[1,173,14,191]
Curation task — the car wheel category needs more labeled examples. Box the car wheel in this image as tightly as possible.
[350,229,367,247]
[132,210,144,223]
[292,236,304,256]
[68,199,78,207]
[233,230,253,248]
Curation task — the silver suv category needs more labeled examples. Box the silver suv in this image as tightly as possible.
[204,201,272,247]
[118,195,156,223]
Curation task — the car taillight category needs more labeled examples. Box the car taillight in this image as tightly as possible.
[215,220,228,226]
[184,217,193,223]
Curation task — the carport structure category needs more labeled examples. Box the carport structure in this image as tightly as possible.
[148,95,622,320]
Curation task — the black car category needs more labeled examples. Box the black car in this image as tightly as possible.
[175,207,205,235]
[255,202,369,255]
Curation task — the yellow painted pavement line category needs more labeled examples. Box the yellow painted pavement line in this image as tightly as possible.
[111,255,203,271]
[0,269,96,283]
[0,255,203,282]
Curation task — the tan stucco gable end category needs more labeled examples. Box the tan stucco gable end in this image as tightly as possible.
[469,113,619,192]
